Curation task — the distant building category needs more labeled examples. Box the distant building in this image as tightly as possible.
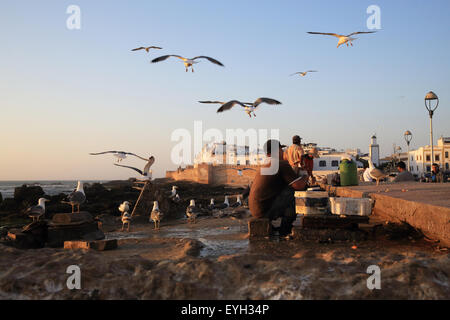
[194,141,266,166]
[408,137,450,176]
[369,135,380,166]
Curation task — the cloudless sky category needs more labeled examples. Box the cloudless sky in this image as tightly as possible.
[0,0,449,180]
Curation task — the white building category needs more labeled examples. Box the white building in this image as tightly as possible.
[194,142,266,166]
[408,137,450,176]
[369,135,380,166]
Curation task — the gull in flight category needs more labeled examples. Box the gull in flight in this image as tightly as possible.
[131,46,162,52]
[199,98,282,118]
[290,70,318,77]
[114,156,155,179]
[89,151,148,163]
[307,31,376,48]
[151,55,224,72]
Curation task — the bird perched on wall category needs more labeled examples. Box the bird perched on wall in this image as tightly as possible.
[230,195,242,208]
[214,196,230,210]
[208,198,215,211]
[199,98,281,118]
[368,159,388,186]
[114,156,155,179]
[121,211,132,232]
[173,194,181,203]
[118,201,131,215]
[62,181,86,213]
[186,200,199,224]
[166,186,178,198]
[131,46,162,52]
[26,198,50,222]
[307,31,376,48]
[231,167,256,176]
[290,70,318,77]
[89,151,147,163]
[150,201,164,230]
[151,55,224,72]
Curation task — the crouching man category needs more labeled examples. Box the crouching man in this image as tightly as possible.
[249,139,309,237]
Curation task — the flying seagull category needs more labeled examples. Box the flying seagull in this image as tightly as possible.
[199,98,281,118]
[151,55,224,72]
[307,31,376,48]
[290,71,318,77]
[89,151,148,163]
[131,46,163,52]
[114,156,155,178]
[62,181,86,213]
[26,198,50,222]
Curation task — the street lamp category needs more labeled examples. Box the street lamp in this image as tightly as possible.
[404,130,412,171]
[425,91,439,172]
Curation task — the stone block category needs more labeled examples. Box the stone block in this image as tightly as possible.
[248,218,271,238]
[64,239,117,251]
[52,212,93,224]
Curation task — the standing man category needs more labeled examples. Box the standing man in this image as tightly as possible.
[286,135,305,175]
[301,147,319,185]
[249,139,309,237]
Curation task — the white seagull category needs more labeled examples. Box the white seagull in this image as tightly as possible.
[230,195,242,208]
[62,181,86,213]
[186,200,199,224]
[368,159,388,186]
[131,46,162,52]
[150,201,163,230]
[118,201,131,215]
[89,151,148,163]
[114,156,155,179]
[290,70,318,77]
[121,211,132,232]
[307,31,376,48]
[26,198,50,222]
[151,55,224,72]
[199,97,281,118]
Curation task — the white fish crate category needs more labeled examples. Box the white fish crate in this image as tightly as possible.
[329,197,373,216]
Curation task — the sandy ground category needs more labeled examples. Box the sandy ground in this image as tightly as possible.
[0,216,449,300]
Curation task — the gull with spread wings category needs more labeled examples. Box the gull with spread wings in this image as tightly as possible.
[114,156,155,179]
[89,151,148,162]
[131,46,162,52]
[199,98,281,118]
[307,31,376,48]
[290,70,318,77]
[151,55,224,72]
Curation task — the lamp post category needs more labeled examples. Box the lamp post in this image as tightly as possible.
[404,130,412,171]
[425,91,439,172]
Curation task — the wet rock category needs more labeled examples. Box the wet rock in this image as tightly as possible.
[13,185,45,208]
[248,218,271,238]
[0,198,19,212]
[64,239,118,251]
[7,221,48,249]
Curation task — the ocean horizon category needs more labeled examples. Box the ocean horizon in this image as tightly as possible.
[0,180,108,199]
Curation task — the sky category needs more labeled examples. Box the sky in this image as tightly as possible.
[0,0,449,180]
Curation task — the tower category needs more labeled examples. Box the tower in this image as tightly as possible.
[369,135,380,167]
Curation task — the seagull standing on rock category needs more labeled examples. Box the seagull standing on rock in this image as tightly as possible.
[150,201,164,230]
[368,159,388,185]
[186,200,199,224]
[307,31,376,48]
[151,55,224,72]
[26,198,49,222]
[63,181,86,213]
[230,195,242,208]
[214,196,230,210]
